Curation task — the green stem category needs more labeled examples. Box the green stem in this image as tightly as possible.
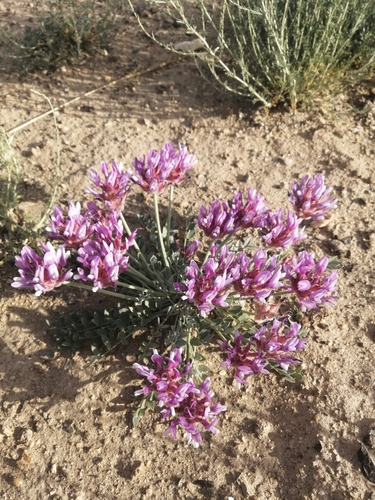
[126,265,159,289]
[64,281,135,300]
[153,193,170,272]
[116,280,164,295]
[166,184,174,252]
[119,212,151,270]
[186,327,191,364]
[208,321,227,342]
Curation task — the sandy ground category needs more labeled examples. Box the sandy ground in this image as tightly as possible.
[1,2,375,499]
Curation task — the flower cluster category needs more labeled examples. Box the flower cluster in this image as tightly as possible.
[289,173,337,220]
[197,188,269,239]
[45,201,97,249]
[175,245,237,317]
[232,249,284,301]
[132,142,196,194]
[284,251,338,311]
[13,142,196,295]
[219,320,307,388]
[134,349,226,447]
[262,209,305,249]
[88,160,132,212]
[12,242,73,296]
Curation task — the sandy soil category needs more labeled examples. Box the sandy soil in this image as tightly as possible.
[1,2,375,499]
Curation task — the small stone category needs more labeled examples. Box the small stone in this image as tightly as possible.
[20,428,33,444]
[2,426,12,437]
[125,355,137,363]
[51,463,57,474]
[283,156,293,166]
[75,394,84,403]
[22,450,33,463]
[13,477,22,488]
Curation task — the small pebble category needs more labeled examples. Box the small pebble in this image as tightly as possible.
[13,477,22,488]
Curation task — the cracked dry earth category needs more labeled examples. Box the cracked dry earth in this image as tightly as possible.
[1,1,375,499]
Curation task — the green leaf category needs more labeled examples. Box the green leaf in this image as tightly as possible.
[190,337,203,346]
[327,257,342,270]
[198,364,211,373]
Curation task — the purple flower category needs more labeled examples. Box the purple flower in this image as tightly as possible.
[175,245,237,317]
[87,160,132,211]
[262,209,306,249]
[197,189,269,240]
[74,241,130,292]
[45,201,98,249]
[219,321,306,388]
[183,239,200,260]
[134,349,225,447]
[289,173,337,220]
[284,251,339,311]
[164,143,197,185]
[134,348,192,409]
[219,331,269,388]
[163,378,226,448]
[132,142,196,194]
[236,188,270,229]
[232,249,285,301]
[74,213,136,291]
[12,242,73,296]
[196,198,239,239]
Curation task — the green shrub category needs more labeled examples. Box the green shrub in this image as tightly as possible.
[2,0,124,71]
[134,0,375,108]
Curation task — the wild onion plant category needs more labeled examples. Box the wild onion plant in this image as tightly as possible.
[131,0,375,108]
[12,143,339,447]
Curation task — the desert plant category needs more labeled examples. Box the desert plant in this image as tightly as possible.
[0,0,124,71]
[12,142,340,446]
[0,92,60,262]
[130,0,375,108]
[0,128,20,221]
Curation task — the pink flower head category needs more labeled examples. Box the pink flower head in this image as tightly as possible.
[219,321,306,388]
[74,215,136,291]
[132,142,196,194]
[12,242,73,296]
[262,209,306,249]
[289,173,337,220]
[232,249,285,301]
[197,188,269,240]
[45,201,97,249]
[175,245,237,317]
[164,143,197,185]
[75,241,131,292]
[183,239,200,260]
[163,378,226,448]
[284,251,339,311]
[134,348,192,408]
[197,198,240,239]
[236,187,270,229]
[88,160,132,211]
